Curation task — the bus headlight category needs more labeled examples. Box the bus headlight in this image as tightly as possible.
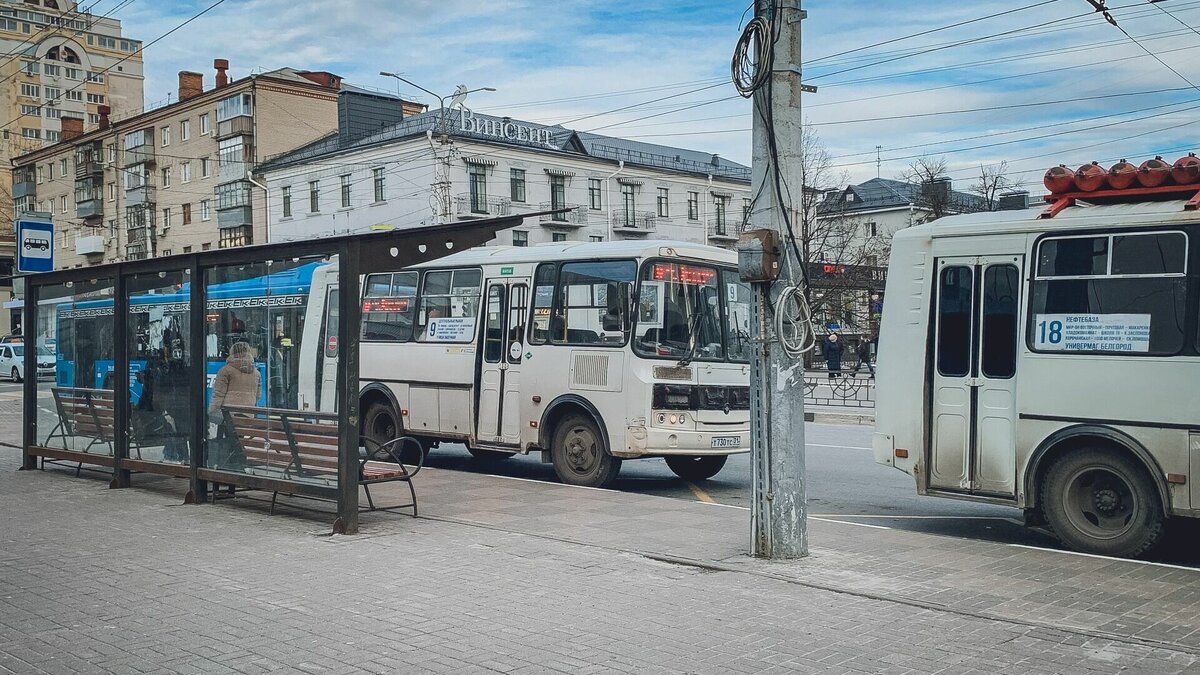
[669,414,678,425]
[657,413,666,424]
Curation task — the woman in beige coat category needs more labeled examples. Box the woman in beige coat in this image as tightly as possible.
[207,342,260,482]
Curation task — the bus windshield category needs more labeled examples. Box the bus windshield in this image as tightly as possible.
[634,262,751,363]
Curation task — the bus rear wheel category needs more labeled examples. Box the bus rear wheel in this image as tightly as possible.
[665,455,728,481]
[551,413,620,488]
[1041,447,1165,558]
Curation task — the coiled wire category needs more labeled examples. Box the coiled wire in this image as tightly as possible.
[732,16,773,97]
[775,284,816,359]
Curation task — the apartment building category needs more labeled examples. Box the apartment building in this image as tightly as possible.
[9,62,414,273]
[258,106,753,249]
[1,0,144,334]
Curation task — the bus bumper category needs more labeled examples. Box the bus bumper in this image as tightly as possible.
[617,424,751,458]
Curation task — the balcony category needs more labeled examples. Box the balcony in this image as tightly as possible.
[707,219,739,243]
[75,235,105,256]
[454,193,511,217]
[75,158,103,179]
[216,115,254,140]
[123,142,155,167]
[12,179,35,200]
[538,202,588,227]
[126,184,156,207]
[612,210,657,235]
[76,199,102,220]
[217,205,253,228]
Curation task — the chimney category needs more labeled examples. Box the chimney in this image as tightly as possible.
[928,176,952,203]
[97,105,111,130]
[711,153,720,167]
[60,116,84,141]
[178,71,204,101]
[297,70,343,89]
[214,58,230,88]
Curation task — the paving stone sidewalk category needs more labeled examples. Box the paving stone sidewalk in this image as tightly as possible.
[1,446,1197,675]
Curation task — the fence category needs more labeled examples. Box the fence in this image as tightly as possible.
[802,371,875,409]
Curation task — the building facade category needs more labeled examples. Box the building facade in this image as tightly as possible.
[257,107,752,248]
[1,0,144,334]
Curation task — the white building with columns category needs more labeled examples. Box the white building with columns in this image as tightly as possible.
[256,104,752,248]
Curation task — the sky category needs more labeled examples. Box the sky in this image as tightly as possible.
[111,0,1200,192]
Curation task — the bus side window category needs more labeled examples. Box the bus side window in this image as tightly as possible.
[529,263,557,345]
[937,266,973,377]
[508,284,528,363]
[417,268,481,343]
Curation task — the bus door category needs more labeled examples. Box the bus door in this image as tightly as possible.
[930,256,1021,497]
[477,279,530,446]
[317,285,338,412]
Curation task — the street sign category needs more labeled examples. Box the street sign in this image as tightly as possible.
[16,216,54,273]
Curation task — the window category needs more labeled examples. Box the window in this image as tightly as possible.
[65,67,82,80]
[216,93,253,121]
[86,93,104,104]
[540,261,636,346]
[162,207,171,228]
[181,162,192,183]
[742,198,751,227]
[634,262,724,361]
[416,269,482,343]
[713,196,729,232]
[864,221,878,237]
[468,165,487,213]
[215,181,250,209]
[44,64,60,77]
[552,233,567,243]
[200,157,210,178]
[45,130,59,142]
[657,188,670,217]
[723,270,753,362]
[200,113,210,135]
[1031,232,1188,355]
[183,246,193,253]
[340,174,352,208]
[550,175,566,211]
[88,113,100,125]
[107,182,115,202]
[201,200,211,221]
[44,107,61,119]
[589,178,602,210]
[21,61,39,75]
[513,230,528,247]
[180,119,190,141]
[161,166,171,188]
[373,167,385,202]
[687,191,699,220]
[281,186,292,218]
[60,196,67,213]
[309,180,319,212]
[161,249,172,257]
[590,235,604,243]
[621,184,636,219]
[107,144,116,163]
[510,169,526,203]
[160,125,170,146]
[65,90,82,102]
[59,159,68,177]
[936,266,973,377]
[20,83,39,98]
[88,71,104,84]
[361,271,419,341]
[182,203,192,225]
[36,166,44,183]
[981,265,1019,379]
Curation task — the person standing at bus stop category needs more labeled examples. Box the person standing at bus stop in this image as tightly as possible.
[822,333,844,380]
[207,342,260,479]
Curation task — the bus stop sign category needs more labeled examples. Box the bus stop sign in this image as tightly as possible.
[16,217,54,273]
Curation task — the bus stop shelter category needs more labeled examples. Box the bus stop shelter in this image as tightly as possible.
[19,215,530,534]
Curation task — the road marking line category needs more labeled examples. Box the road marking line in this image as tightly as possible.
[814,514,1018,521]
[1007,544,1199,572]
[811,516,891,530]
[686,481,716,504]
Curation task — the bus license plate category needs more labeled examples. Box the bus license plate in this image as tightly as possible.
[710,436,741,449]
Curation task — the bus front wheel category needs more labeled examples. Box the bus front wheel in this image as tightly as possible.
[551,413,620,488]
[1041,447,1165,558]
[363,401,423,465]
[665,455,728,481]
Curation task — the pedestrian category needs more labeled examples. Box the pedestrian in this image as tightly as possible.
[823,333,844,380]
[853,337,875,379]
[207,342,260,487]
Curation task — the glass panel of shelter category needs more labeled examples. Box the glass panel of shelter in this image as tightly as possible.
[35,278,117,462]
[202,256,340,491]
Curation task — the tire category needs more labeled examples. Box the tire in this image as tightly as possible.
[467,447,513,461]
[11,366,20,383]
[1041,447,1165,558]
[665,455,728,481]
[550,413,620,488]
[362,401,421,465]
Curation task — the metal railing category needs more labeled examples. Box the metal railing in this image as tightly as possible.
[707,218,737,239]
[589,143,751,182]
[538,202,588,225]
[802,370,875,409]
[612,210,657,231]
[454,193,511,217]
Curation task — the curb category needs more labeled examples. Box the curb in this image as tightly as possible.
[805,411,875,426]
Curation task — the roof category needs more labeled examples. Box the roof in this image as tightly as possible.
[258,108,751,183]
[895,198,1200,242]
[410,239,738,269]
[819,177,990,215]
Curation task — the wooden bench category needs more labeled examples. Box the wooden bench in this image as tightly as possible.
[46,387,118,475]
[221,405,422,515]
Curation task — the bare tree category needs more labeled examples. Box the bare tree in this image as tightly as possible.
[969,161,1014,211]
[899,155,953,221]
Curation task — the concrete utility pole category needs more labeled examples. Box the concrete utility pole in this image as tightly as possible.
[747,0,809,559]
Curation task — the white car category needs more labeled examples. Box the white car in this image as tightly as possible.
[0,344,55,382]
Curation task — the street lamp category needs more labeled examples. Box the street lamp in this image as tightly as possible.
[378,72,496,138]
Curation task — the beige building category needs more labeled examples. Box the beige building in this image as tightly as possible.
[8,63,401,277]
[2,0,144,334]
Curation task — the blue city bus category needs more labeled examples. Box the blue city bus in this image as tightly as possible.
[52,260,334,410]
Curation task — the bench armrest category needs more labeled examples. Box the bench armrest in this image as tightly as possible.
[361,436,424,478]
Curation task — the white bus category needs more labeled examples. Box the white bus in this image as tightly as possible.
[874,191,1199,557]
[353,241,753,488]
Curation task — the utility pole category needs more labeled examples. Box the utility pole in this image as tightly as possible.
[876,145,882,178]
[745,0,809,559]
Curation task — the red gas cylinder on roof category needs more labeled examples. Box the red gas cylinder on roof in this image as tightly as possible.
[1138,156,1172,188]
[1074,162,1107,192]
[1043,164,1075,194]
[1170,152,1200,185]
[1107,159,1138,190]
